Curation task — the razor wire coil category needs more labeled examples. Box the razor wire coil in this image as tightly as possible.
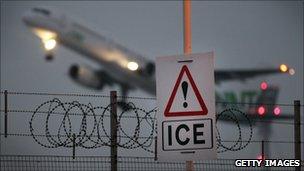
[28,98,254,154]
[29,98,157,153]
[215,108,253,153]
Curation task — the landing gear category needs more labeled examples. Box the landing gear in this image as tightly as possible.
[45,52,54,61]
[117,86,134,111]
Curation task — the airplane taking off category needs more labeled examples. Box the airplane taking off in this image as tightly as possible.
[22,7,156,97]
[22,7,295,119]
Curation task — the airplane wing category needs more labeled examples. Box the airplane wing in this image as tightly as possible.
[215,68,287,84]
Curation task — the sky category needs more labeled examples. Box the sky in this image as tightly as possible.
[0,1,303,159]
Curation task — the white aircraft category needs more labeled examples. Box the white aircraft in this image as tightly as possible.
[22,7,294,106]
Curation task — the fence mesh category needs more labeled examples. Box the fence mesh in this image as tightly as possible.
[1,155,303,171]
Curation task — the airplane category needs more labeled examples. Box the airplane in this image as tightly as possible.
[22,7,295,120]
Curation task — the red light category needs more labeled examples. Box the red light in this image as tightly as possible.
[260,82,268,90]
[257,154,265,160]
[273,106,281,116]
[258,106,266,116]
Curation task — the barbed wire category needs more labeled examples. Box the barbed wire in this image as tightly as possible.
[0,91,110,98]
[1,133,302,144]
[2,109,303,125]
[0,109,153,119]
[0,133,153,139]
[0,91,156,100]
[1,90,303,106]
[215,101,303,107]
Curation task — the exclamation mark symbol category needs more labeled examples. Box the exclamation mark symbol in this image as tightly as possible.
[182,81,188,108]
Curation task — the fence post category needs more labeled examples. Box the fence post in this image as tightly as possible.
[4,90,8,138]
[261,140,264,159]
[294,100,301,171]
[154,136,157,161]
[261,140,265,167]
[72,133,76,159]
[110,91,118,171]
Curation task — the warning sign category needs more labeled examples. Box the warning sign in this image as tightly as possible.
[164,65,208,117]
[156,52,216,162]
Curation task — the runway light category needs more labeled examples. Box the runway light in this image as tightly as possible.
[279,64,288,73]
[43,39,57,51]
[127,61,139,71]
[258,106,266,116]
[289,68,295,75]
[260,81,268,90]
[273,106,281,116]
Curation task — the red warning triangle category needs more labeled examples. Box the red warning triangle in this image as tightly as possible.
[164,65,208,117]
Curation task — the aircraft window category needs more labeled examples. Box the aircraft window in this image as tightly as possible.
[32,8,50,16]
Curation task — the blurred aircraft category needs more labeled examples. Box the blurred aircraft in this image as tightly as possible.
[22,7,295,123]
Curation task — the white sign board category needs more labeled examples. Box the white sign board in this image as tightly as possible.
[156,52,216,162]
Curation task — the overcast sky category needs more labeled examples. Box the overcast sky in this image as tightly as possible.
[1,1,303,159]
[1,1,303,99]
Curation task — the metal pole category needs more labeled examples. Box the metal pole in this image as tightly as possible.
[154,136,157,161]
[261,140,264,158]
[4,90,8,138]
[184,0,194,170]
[261,140,264,166]
[294,100,301,171]
[72,133,76,159]
[110,91,118,171]
[184,0,192,54]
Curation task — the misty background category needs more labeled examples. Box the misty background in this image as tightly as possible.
[1,1,303,159]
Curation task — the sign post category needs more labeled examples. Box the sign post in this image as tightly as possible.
[184,0,194,169]
[156,0,216,166]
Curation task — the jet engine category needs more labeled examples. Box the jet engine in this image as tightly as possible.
[69,64,110,89]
